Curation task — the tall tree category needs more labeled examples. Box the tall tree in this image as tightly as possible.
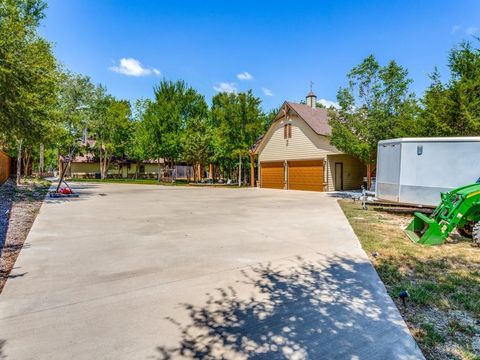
[210,90,264,185]
[55,71,97,147]
[126,99,151,178]
[140,80,207,180]
[90,93,132,179]
[419,68,452,136]
[329,55,419,187]
[0,0,57,183]
[421,41,480,136]
[183,117,212,182]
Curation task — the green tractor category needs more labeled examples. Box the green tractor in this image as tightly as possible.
[405,183,480,245]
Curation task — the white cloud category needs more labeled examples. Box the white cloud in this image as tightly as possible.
[213,82,237,93]
[451,25,461,34]
[318,98,340,109]
[237,72,253,80]
[262,87,274,97]
[466,26,478,35]
[109,58,161,77]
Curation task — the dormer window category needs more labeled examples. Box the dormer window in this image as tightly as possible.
[284,124,292,139]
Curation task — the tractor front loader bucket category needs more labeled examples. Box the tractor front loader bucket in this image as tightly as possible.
[405,212,447,245]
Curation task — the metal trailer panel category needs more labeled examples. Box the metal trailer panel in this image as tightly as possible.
[376,137,480,206]
[399,140,480,205]
[376,141,402,202]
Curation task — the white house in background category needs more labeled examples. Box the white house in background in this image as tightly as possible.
[253,91,365,192]
[376,137,480,206]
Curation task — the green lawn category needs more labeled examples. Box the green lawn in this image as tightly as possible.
[69,178,249,187]
[339,199,480,360]
[69,178,190,186]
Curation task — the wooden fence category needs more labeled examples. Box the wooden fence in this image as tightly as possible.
[0,150,11,185]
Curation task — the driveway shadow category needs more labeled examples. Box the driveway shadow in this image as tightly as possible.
[0,339,5,359]
[154,256,421,360]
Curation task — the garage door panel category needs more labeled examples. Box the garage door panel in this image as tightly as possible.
[288,160,324,191]
[261,162,284,189]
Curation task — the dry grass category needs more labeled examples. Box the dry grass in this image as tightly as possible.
[339,199,480,360]
[0,178,50,294]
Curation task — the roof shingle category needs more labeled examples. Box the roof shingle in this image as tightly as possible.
[286,102,332,136]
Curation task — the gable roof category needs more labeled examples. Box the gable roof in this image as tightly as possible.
[253,101,333,155]
[283,102,332,136]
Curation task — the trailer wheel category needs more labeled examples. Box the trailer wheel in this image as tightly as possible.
[458,221,474,238]
[472,222,480,246]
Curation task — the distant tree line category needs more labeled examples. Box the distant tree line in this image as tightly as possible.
[0,0,273,184]
[2,0,480,186]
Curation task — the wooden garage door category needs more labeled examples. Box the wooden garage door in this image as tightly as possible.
[288,160,324,191]
[261,162,285,189]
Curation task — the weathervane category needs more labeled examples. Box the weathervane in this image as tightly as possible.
[309,80,314,92]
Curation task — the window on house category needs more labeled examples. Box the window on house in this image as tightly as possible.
[284,124,292,139]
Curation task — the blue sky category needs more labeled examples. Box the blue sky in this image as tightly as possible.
[40,0,480,111]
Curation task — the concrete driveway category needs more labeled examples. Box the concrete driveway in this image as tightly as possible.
[0,184,423,359]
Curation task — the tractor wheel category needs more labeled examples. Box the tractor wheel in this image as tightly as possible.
[472,222,480,246]
[458,221,474,238]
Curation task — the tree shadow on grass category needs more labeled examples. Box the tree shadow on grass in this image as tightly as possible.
[155,256,422,360]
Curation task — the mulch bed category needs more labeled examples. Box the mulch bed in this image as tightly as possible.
[0,178,50,294]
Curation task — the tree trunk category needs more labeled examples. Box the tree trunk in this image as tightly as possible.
[22,149,30,176]
[250,153,255,187]
[157,158,161,182]
[16,139,22,185]
[367,163,372,191]
[105,153,109,179]
[101,150,110,180]
[39,143,44,177]
[238,154,242,187]
[173,159,176,182]
[243,157,247,186]
[57,149,61,177]
[99,152,103,179]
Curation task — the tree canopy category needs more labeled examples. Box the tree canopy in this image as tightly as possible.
[329,55,419,167]
[421,41,480,136]
[0,0,57,182]
[138,80,208,165]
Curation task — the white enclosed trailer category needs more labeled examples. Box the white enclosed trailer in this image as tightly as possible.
[376,137,480,206]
